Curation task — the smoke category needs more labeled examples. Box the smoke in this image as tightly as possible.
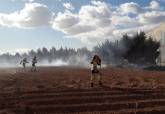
[0,61,19,68]
[0,48,106,68]
[0,56,91,68]
[67,55,91,67]
[38,55,107,68]
[38,55,91,68]
[0,48,111,69]
[0,59,68,68]
[38,59,69,66]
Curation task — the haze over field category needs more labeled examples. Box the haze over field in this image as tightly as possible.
[0,1,165,114]
[0,0,164,68]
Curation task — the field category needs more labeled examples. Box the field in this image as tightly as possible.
[1,66,165,114]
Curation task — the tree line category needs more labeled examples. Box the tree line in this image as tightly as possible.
[94,31,160,66]
[0,47,92,66]
[0,31,160,66]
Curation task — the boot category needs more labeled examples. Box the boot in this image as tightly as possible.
[91,83,94,87]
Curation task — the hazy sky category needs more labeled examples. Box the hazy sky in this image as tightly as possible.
[0,0,164,54]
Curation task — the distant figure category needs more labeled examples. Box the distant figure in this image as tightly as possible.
[90,55,102,87]
[20,58,28,70]
[31,56,37,71]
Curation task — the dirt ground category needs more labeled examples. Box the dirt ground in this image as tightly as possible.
[0,66,165,94]
[1,66,165,114]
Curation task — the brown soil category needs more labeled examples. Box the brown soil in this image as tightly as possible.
[0,66,165,114]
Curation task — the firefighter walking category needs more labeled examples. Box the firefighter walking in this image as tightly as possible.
[31,56,37,72]
[20,58,28,70]
[90,55,102,87]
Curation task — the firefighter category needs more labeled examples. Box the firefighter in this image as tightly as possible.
[20,58,28,70]
[90,55,102,87]
[31,56,37,71]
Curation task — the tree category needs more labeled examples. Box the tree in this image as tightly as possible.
[94,31,160,65]
[124,32,159,65]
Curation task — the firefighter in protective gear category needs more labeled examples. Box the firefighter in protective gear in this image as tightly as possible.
[20,58,28,69]
[90,55,102,87]
[31,56,37,71]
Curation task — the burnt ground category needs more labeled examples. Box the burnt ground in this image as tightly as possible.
[0,66,165,114]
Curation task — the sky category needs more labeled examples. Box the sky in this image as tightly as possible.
[0,0,164,54]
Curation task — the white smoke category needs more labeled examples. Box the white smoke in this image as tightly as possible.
[37,55,91,68]
[67,55,91,67]
[0,62,18,68]
[0,54,107,68]
[38,59,69,66]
